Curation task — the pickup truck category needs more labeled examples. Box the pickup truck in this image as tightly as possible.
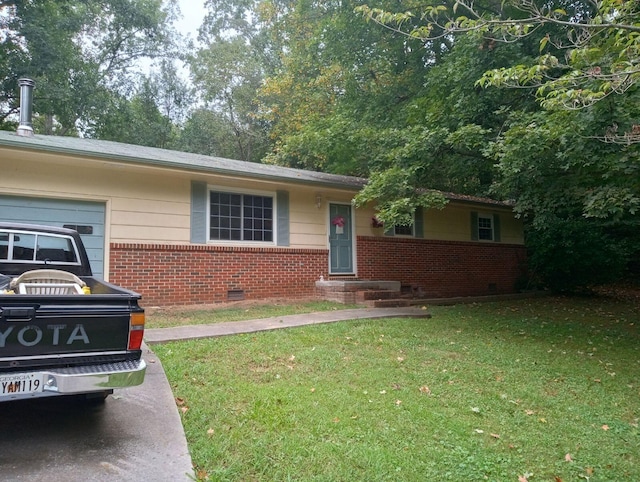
[0,222,145,402]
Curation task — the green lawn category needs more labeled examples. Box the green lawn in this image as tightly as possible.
[152,295,639,481]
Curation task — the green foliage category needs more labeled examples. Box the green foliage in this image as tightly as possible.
[0,0,174,135]
[526,218,631,292]
[87,63,189,149]
[257,0,432,175]
[188,2,272,162]
[354,165,448,226]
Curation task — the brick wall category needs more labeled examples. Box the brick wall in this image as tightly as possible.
[109,243,327,307]
[109,238,527,307]
[357,236,527,298]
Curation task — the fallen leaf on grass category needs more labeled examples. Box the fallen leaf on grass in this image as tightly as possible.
[207,428,214,436]
[419,386,431,395]
[565,453,572,462]
[518,476,528,482]
[490,433,500,439]
[196,468,208,480]
[602,424,610,431]
[180,406,189,414]
[395,399,402,406]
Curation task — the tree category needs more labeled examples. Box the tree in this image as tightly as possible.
[357,0,640,142]
[257,0,444,175]
[175,108,240,158]
[357,0,640,287]
[182,0,272,162]
[0,0,175,135]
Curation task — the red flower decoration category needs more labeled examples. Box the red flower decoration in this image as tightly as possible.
[331,215,345,227]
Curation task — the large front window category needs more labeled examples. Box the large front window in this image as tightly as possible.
[209,191,273,242]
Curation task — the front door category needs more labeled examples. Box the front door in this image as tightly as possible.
[329,203,354,274]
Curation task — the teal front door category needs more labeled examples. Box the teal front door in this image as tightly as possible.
[329,203,354,274]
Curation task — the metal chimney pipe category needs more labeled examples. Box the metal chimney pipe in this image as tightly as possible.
[16,78,36,137]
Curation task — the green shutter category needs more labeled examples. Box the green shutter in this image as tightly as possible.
[414,206,424,238]
[276,190,290,246]
[493,214,501,242]
[191,181,207,244]
[470,211,479,241]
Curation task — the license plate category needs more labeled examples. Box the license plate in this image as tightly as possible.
[0,372,44,398]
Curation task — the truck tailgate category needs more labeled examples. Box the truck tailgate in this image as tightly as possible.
[0,296,137,370]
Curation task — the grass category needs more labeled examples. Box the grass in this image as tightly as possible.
[152,295,640,481]
[145,300,357,329]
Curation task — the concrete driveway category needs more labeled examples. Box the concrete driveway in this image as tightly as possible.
[0,344,193,481]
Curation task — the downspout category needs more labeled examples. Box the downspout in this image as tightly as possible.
[16,78,35,137]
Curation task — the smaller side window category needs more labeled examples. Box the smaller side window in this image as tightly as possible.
[478,215,494,241]
[471,211,501,242]
[394,224,414,236]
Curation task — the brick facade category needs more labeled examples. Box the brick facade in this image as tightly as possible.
[110,237,527,307]
[356,236,527,298]
[109,243,327,307]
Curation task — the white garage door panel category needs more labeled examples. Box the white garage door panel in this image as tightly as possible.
[0,196,105,278]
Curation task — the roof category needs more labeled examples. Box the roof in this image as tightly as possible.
[0,129,510,208]
[0,130,366,190]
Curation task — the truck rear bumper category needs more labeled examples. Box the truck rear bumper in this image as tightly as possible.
[1,359,146,402]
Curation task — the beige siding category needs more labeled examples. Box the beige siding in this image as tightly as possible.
[0,148,347,248]
[355,201,524,245]
[0,147,524,253]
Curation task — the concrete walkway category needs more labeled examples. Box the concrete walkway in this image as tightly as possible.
[144,306,431,345]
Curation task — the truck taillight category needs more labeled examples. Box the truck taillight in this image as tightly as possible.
[128,312,145,350]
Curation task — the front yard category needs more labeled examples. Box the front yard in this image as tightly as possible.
[152,295,639,481]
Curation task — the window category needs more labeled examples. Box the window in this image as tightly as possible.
[0,233,8,260]
[209,191,273,242]
[478,215,494,241]
[0,230,79,264]
[383,208,424,238]
[471,212,500,242]
[393,224,414,236]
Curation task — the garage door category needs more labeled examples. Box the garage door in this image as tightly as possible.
[0,195,105,278]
